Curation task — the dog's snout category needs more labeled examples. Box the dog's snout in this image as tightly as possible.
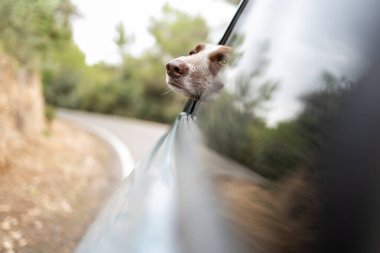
[166,60,189,78]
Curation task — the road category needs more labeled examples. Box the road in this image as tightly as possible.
[58,109,169,177]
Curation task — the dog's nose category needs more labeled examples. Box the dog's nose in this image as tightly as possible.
[166,60,189,78]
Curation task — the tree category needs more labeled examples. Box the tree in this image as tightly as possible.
[114,22,134,60]
[100,4,210,122]
[4,1,212,124]
[149,3,209,57]
[222,0,241,6]
[0,0,77,67]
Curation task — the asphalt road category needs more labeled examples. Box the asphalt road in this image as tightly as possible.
[58,109,169,175]
[57,109,261,183]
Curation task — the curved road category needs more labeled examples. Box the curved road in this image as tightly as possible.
[58,109,169,177]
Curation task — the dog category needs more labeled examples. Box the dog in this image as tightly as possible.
[166,43,233,101]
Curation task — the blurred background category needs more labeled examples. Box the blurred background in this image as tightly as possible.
[0,0,238,252]
[1,0,237,124]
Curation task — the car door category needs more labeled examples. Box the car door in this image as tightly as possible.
[75,0,380,252]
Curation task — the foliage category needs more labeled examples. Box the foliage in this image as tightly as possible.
[45,105,56,123]
[224,0,241,5]
[0,1,209,123]
[0,0,75,67]
[198,70,280,178]
[199,71,351,180]
[149,3,209,57]
[49,3,208,123]
[114,22,134,59]
[42,41,84,108]
[296,72,353,154]
[77,4,209,122]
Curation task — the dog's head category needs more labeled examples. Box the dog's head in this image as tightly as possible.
[166,43,233,100]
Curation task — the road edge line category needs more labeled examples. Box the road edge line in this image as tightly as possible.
[58,113,135,179]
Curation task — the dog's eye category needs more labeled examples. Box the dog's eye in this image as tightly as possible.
[189,51,196,55]
[219,57,227,64]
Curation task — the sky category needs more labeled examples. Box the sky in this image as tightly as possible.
[224,0,380,126]
[71,0,236,65]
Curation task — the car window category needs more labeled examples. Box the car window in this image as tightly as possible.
[194,0,380,251]
[196,0,380,178]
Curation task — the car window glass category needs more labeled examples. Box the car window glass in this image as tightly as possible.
[194,0,380,251]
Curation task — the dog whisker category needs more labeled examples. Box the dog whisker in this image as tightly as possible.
[160,89,173,96]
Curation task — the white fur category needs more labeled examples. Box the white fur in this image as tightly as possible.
[166,44,227,100]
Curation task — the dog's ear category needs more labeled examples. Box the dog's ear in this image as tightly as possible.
[208,46,233,76]
[189,43,206,55]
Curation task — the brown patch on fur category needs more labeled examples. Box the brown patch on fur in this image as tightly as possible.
[208,46,233,76]
[189,43,205,55]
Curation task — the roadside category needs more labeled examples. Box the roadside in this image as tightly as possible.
[0,119,120,253]
[58,109,170,165]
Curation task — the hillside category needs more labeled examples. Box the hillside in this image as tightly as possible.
[0,55,118,253]
[0,55,45,172]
